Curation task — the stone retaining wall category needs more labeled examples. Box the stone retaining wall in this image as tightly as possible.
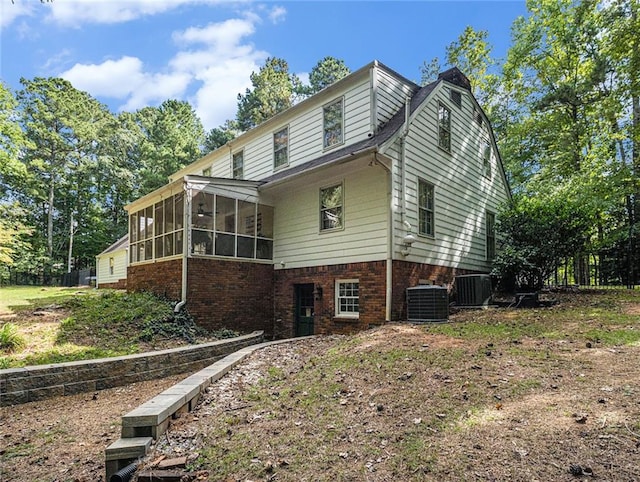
[0,331,264,406]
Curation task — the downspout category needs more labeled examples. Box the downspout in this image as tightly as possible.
[174,182,190,313]
[400,96,413,234]
[374,153,392,322]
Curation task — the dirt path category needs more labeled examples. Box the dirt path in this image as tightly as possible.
[0,375,184,482]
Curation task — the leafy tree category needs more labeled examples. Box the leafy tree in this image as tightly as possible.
[305,56,351,96]
[17,77,117,276]
[135,100,205,194]
[492,193,593,290]
[203,119,239,153]
[236,57,300,131]
[0,82,29,198]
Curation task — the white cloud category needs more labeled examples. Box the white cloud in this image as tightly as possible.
[0,0,36,29]
[58,11,276,129]
[45,0,223,27]
[268,6,286,24]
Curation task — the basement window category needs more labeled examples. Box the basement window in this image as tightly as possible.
[335,279,359,318]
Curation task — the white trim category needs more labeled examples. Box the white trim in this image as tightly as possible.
[335,278,360,319]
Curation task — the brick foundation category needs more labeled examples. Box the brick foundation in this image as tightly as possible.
[127,259,183,300]
[273,262,387,338]
[391,260,471,320]
[98,279,127,290]
[186,258,274,336]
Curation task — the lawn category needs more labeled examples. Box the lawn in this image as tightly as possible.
[0,285,84,314]
[0,286,229,368]
[1,289,639,482]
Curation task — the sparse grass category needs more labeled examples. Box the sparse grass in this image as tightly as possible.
[0,288,234,369]
[0,286,82,313]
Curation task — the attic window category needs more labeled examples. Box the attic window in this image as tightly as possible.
[438,103,451,152]
[483,142,492,179]
[474,107,483,127]
[450,90,462,108]
[202,167,211,176]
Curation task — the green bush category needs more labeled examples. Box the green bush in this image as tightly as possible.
[0,323,25,352]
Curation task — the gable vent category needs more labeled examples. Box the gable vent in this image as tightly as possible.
[406,285,449,322]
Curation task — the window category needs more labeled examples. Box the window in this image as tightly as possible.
[190,193,274,260]
[130,192,184,263]
[486,211,496,260]
[320,183,343,231]
[202,167,211,177]
[438,103,451,152]
[109,257,114,276]
[274,127,288,169]
[323,98,343,149]
[483,142,492,178]
[335,280,359,318]
[233,151,244,179]
[418,180,435,237]
[450,90,462,108]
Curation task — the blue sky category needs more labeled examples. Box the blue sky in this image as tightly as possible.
[1,0,528,130]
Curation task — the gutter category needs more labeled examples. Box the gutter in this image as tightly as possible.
[259,145,379,190]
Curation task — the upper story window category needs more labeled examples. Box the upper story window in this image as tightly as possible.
[274,127,289,169]
[482,142,492,179]
[109,257,114,275]
[323,98,343,149]
[320,183,343,231]
[450,90,462,108]
[233,150,244,179]
[438,103,451,152]
[486,211,496,260]
[202,167,211,177]
[418,179,435,237]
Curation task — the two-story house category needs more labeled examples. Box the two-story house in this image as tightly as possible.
[121,60,511,338]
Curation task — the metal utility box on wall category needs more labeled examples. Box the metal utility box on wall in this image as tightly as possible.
[406,285,449,322]
[455,274,492,306]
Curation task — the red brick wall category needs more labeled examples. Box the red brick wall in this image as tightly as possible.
[273,261,387,338]
[391,260,471,320]
[98,279,127,290]
[186,258,274,336]
[127,259,182,300]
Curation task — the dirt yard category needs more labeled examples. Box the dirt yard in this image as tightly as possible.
[1,291,639,481]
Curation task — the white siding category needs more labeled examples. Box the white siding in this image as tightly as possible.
[96,249,127,286]
[391,83,510,272]
[376,67,418,127]
[271,160,388,269]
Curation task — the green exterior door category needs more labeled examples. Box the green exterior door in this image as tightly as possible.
[295,284,315,336]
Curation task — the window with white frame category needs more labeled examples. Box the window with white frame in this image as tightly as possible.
[323,98,343,149]
[274,127,289,169]
[335,279,359,318]
[109,257,114,275]
[418,179,435,237]
[233,150,244,179]
[202,167,211,177]
[486,211,496,260]
[482,142,492,178]
[130,193,184,263]
[320,183,343,231]
[438,103,451,152]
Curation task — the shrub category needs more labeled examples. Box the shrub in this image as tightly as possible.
[0,323,25,352]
